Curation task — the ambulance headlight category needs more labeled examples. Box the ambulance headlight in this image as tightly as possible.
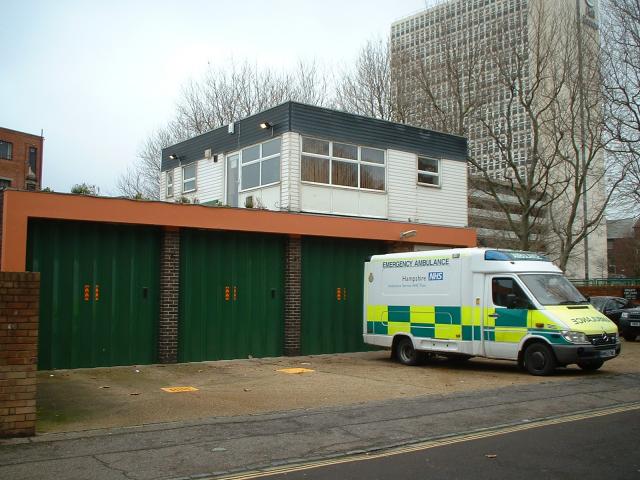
[561,331,590,344]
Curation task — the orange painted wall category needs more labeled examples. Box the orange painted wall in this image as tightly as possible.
[1,191,477,272]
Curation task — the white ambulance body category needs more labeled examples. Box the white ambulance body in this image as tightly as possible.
[363,248,620,375]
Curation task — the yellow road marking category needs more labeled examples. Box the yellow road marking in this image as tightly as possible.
[276,368,315,374]
[212,402,640,480]
[161,386,199,393]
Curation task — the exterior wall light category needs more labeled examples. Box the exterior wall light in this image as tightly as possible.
[259,121,272,129]
[400,230,417,239]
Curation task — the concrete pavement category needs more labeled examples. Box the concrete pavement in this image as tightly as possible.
[1,372,639,480]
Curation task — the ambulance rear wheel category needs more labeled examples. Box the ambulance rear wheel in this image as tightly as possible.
[396,337,422,366]
[523,343,557,376]
[577,359,604,371]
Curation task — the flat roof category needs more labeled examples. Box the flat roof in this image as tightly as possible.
[1,190,476,272]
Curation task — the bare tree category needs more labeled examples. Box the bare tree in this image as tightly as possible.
[117,60,331,199]
[335,38,411,122]
[602,0,640,219]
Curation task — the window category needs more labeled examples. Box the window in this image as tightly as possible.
[301,137,385,191]
[0,141,12,160]
[0,178,10,190]
[491,277,533,309]
[28,147,37,172]
[166,171,174,197]
[418,157,440,186]
[239,138,281,191]
[182,164,196,193]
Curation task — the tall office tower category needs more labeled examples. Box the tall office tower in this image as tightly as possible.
[390,0,606,279]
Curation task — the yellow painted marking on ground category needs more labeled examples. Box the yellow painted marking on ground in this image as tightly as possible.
[161,386,199,393]
[276,368,315,374]
[211,402,640,480]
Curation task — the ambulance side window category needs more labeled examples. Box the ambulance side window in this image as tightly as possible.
[492,277,533,309]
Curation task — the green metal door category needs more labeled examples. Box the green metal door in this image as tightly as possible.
[179,229,284,362]
[27,220,160,370]
[301,237,384,355]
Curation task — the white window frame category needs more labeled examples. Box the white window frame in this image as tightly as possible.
[300,136,386,192]
[417,156,441,187]
[166,170,174,198]
[182,163,197,193]
[237,138,282,193]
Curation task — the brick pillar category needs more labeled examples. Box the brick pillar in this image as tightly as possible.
[387,241,416,254]
[158,229,180,363]
[0,272,39,438]
[284,236,301,356]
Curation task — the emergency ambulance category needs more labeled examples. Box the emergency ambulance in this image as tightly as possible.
[363,248,621,375]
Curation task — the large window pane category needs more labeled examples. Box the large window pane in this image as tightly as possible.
[242,145,260,163]
[262,138,281,157]
[362,147,385,164]
[302,137,329,156]
[418,157,438,173]
[302,155,329,184]
[418,172,438,186]
[361,165,385,190]
[241,163,260,189]
[332,160,358,187]
[261,156,280,185]
[183,164,196,192]
[333,142,357,160]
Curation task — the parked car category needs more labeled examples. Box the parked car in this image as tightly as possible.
[619,308,640,342]
[590,296,636,324]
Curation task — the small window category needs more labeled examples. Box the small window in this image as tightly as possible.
[28,147,37,172]
[0,141,12,160]
[166,171,174,197]
[182,164,197,193]
[0,178,11,190]
[418,157,440,186]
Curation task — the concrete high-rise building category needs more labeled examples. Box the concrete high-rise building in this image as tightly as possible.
[390,0,606,279]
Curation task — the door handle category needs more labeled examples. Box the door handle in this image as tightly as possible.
[488,313,499,318]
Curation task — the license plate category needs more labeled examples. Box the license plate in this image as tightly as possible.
[600,349,616,358]
[630,322,640,327]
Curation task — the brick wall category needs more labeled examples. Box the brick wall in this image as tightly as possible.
[578,285,640,304]
[0,127,43,190]
[0,190,4,267]
[284,236,301,356]
[0,272,39,438]
[158,229,180,363]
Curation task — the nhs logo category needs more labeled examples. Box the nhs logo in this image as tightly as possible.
[428,272,444,281]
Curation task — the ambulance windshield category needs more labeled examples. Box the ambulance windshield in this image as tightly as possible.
[518,274,588,306]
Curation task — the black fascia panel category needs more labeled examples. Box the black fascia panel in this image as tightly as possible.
[161,101,467,171]
[161,103,291,171]
[289,103,467,161]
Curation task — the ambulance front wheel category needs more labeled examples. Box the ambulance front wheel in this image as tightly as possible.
[395,337,424,366]
[523,342,557,376]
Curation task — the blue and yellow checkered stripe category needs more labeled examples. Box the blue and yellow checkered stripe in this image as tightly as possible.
[367,305,570,344]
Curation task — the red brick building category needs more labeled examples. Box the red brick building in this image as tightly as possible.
[0,127,43,191]
[607,218,640,278]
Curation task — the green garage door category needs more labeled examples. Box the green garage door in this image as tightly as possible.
[27,220,160,370]
[301,237,384,355]
[179,229,284,362]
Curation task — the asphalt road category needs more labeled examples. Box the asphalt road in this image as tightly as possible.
[253,409,640,480]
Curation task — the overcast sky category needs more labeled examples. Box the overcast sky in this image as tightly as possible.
[1,0,429,194]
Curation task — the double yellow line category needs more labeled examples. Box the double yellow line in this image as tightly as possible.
[213,402,640,480]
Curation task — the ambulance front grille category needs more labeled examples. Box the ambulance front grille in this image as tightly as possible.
[587,333,617,346]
